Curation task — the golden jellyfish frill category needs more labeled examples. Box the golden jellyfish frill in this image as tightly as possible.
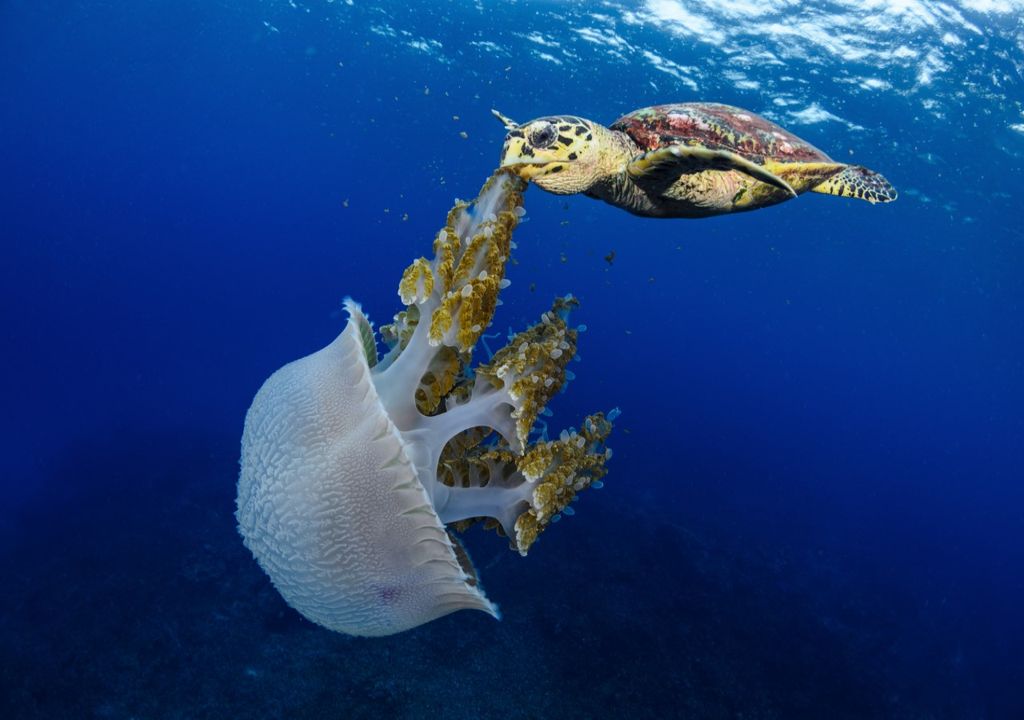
[236,172,614,637]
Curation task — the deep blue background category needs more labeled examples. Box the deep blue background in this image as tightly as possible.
[2,1,1022,718]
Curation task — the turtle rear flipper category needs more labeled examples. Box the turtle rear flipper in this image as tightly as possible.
[763,161,897,204]
[810,164,897,204]
[628,145,796,197]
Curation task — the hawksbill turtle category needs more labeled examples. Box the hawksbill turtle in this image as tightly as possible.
[493,103,897,218]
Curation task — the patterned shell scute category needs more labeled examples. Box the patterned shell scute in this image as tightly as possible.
[611,103,832,163]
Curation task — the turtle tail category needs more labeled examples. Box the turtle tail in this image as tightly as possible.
[811,165,897,204]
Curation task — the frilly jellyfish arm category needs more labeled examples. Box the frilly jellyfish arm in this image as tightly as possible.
[435,409,614,555]
[373,174,519,431]
[371,175,612,554]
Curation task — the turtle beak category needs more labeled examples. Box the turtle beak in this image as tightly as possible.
[499,138,528,169]
[499,134,549,177]
[493,110,533,176]
[499,121,571,184]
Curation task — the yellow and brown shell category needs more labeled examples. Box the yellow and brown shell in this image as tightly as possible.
[612,103,833,164]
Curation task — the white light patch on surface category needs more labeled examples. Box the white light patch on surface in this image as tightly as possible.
[573,26,635,53]
[407,38,443,54]
[916,48,949,85]
[534,51,563,65]
[961,0,1024,11]
[641,50,700,92]
[470,40,508,56]
[858,77,894,91]
[642,0,725,44]
[788,103,865,130]
[723,70,760,91]
[522,32,561,48]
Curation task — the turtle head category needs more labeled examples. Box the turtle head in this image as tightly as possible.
[496,113,607,195]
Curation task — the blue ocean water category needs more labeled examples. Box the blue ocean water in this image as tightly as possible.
[2,0,1022,717]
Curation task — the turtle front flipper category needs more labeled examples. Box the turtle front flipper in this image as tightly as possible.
[763,161,898,204]
[627,145,796,198]
[491,109,519,131]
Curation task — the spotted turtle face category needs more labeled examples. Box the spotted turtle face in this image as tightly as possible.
[498,116,602,194]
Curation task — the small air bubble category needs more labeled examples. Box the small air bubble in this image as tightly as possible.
[461,285,473,298]
[549,348,562,359]
[499,278,511,289]
[562,506,575,516]
[592,480,604,489]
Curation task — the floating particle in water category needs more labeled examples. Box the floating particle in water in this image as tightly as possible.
[342,198,349,208]
[604,250,615,265]
[402,213,409,222]
[452,115,460,121]
[459,131,468,139]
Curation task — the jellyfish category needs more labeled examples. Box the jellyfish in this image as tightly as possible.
[236,171,614,637]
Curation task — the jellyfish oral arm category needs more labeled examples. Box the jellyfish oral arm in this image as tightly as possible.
[433,477,534,538]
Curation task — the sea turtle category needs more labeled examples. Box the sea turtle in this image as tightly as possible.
[493,103,896,218]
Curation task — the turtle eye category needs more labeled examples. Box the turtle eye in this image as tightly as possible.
[530,124,557,149]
